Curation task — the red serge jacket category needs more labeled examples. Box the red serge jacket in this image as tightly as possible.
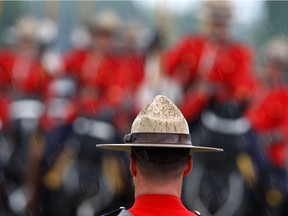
[163,35,254,121]
[246,87,288,168]
[129,194,197,216]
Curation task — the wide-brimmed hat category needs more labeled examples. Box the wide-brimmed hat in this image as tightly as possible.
[96,95,223,152]
[15,16,38,40]
[88,10,120,34]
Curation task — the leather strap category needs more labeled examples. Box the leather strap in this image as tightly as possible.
[124,133,192,145]
[101,207,127,216]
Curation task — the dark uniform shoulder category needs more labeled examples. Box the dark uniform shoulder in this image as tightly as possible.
[118,209,133,216]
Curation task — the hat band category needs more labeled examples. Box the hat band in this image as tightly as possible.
[124,133,192,145]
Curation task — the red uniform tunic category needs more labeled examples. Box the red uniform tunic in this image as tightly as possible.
[0,50,49,128]
[129,194,197,216]
[115,53,144,96]
[164,35,254,121]
[246,86,288,168]
[112,53,145,133]
[0,50,48,95]
[63,49,120,116]
[62,49,145,132]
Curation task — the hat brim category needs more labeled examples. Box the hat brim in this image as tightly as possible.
[96,143,223,153]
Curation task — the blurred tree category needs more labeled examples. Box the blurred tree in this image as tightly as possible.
[2,1,288,51]
[0,1,44,47]
[266,1,288,38]
[57,0,150,52]
[252,1,288,48]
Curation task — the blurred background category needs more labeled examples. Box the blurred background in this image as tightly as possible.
[0,1,283,49]
[0,1,287,216]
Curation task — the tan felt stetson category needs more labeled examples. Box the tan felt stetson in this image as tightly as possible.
[96,95,223,152]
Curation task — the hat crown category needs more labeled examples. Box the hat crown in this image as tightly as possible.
[131,95,189,134]
[89,10,120,32]
[96,95,223,152]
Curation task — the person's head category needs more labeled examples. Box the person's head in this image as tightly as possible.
[14,16,38,57]
[130,147,192,184]
[261,36,288,87]
[199,1,232,43]
[87,10,120,52]
[121,20,143,53]
[97,95,222,195]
